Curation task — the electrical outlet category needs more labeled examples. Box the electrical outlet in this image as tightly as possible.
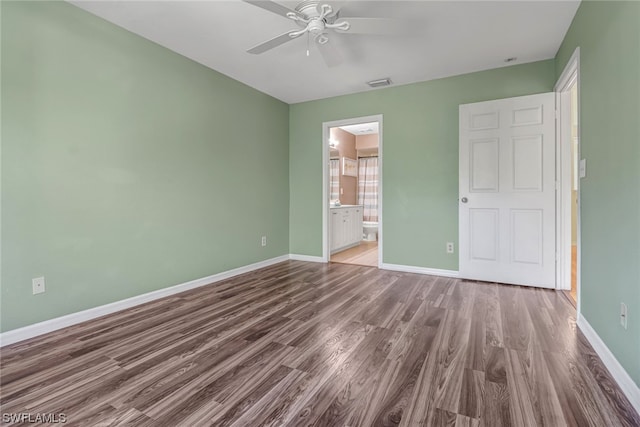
[620,303,627,329]
[32,277,45,295]
[261,236,267,247]
[446,242,454,254]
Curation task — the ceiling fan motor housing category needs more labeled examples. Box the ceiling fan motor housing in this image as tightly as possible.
[295,1,322,18]
[307,19,325,35]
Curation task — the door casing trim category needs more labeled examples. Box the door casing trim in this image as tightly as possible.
[554,47,581,311]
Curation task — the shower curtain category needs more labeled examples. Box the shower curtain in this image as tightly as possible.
[329,159,340,201]
[357,157,378,222]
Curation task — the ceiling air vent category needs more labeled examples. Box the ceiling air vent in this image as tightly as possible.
[366,78,392,88]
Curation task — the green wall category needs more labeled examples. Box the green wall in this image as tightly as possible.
[1,1,290,332]
[289,60,556,268]
[556,1,640,386]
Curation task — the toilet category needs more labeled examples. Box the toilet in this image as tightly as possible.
[362,221,378,241]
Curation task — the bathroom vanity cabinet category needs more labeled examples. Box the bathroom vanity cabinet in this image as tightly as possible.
[330,205,363,254]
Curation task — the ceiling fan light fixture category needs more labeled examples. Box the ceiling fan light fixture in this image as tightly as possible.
[366,78,392,88]
[317,34,329,44]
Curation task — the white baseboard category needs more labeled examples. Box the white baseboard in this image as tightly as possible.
[381,263,459,278]
[289,254,325,263]
[0,255,290,347]
[577,314,640,413]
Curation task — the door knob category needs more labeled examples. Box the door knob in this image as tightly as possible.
[461,197,468,203]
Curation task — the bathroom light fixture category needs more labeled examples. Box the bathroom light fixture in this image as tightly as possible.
[329,138,339,148]
[366,78,392,88]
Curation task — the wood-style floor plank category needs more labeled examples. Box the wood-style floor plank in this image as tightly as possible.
[1,260,638,426]
[330,241,378,267]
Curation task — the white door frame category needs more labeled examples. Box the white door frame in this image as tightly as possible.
[554,47,581,311]
[322,114,383,267]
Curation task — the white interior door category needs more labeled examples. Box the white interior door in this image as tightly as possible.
[459,93,556,288]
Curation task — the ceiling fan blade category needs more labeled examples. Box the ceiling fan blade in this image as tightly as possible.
[316,36,343,68]
[247,31,301,54]
[335,17,404,35]
[242,0,301,19]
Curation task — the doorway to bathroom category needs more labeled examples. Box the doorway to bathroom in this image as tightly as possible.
[322,115,383,268]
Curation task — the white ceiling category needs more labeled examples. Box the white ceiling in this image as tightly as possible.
[69,0,580,104]
[339,122,379,135]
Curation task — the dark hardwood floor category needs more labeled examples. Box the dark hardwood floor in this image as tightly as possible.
[1,261,638,426]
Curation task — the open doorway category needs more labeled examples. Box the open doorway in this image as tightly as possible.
[568,82,579,303]
[322,115,383,267]
[556,48,581,308]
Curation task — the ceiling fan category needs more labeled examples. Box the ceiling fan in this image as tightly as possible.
[242,0,400,67]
